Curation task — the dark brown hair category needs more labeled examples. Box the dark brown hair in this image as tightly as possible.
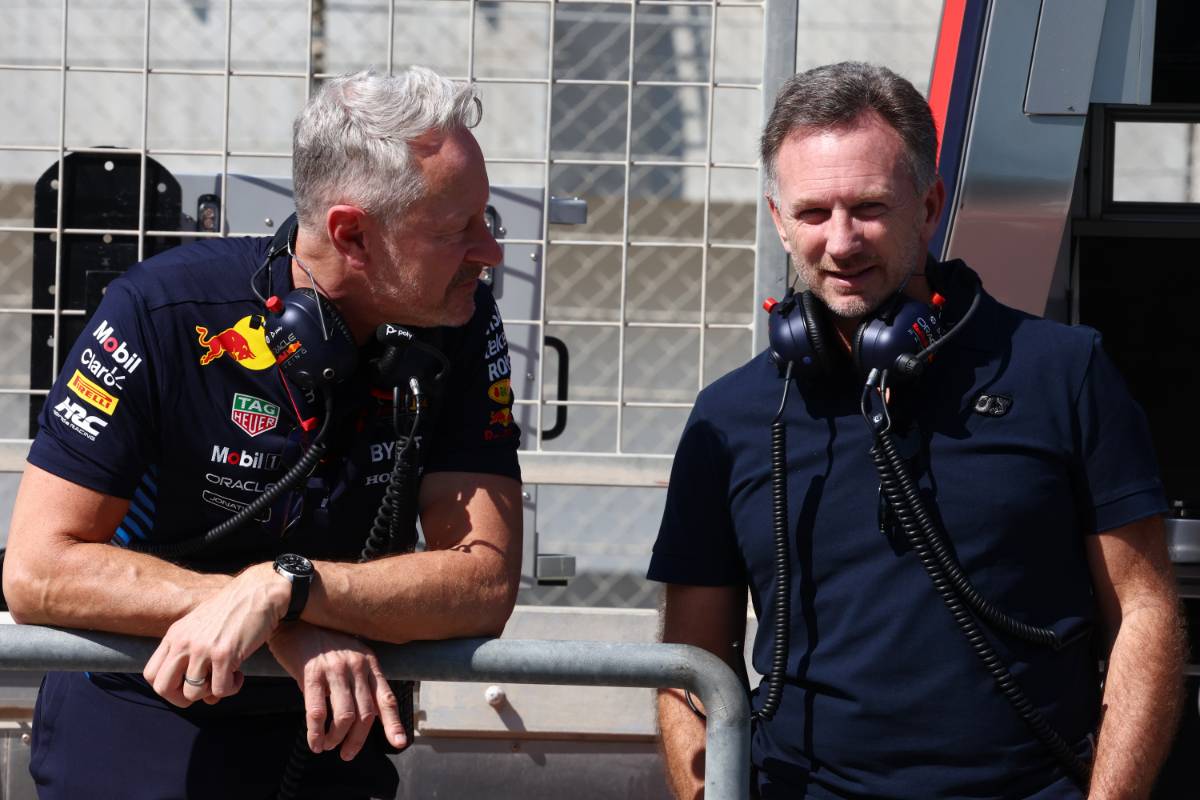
[761,62,937,198]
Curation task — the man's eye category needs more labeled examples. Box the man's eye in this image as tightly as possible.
[796,209,829,224]
[856,203,887,217]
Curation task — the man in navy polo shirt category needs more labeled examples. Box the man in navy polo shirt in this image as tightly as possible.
[3,67,523,798]
[650,62,1185,799]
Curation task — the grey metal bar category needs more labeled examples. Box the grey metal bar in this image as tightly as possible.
[0,440,679,486]
[0,627,750,800]
[752,0,798,353]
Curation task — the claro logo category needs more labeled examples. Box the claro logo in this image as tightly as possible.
[210,445,281,471]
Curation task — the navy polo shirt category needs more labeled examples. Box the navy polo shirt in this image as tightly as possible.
[649,268,1166,798]
[25,235,521,796]
[29,235,520,571]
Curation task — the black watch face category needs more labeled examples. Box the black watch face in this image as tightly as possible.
[276,553,314,576]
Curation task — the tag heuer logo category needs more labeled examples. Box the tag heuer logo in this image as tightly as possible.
[231,392,280,437]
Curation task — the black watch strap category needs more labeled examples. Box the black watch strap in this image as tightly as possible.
[281,575,310,622]
[274,554,314,622]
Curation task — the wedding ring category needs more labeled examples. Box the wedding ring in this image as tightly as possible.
[183,674,208,687]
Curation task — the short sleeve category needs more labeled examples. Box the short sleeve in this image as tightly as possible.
[422,285,521,481]
[27,278,160,498]
[1074,332,1167,533]
[647,402,746,586]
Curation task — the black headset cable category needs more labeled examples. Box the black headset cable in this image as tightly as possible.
[894,278,983,378]
[362,378,424,561]
[683,360,795,724]
[278,378,426,800]
[866,402,1089,788]
[755,360,794,722]
[135,388,335,560]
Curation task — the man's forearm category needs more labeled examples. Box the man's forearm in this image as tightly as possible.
[658,687,708,800]
[1089,601,1186,799]
[5,538,230,637]
[302,548,517,643]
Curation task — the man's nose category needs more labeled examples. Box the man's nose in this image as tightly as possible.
[473,219,504,268]
[824,210,862,260]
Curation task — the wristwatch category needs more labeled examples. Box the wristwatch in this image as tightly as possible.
[273,553,315,622]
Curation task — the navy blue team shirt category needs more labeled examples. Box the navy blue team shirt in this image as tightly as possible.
[30,234,521,563]
[648,261,1166,799]
[26,234,521,797]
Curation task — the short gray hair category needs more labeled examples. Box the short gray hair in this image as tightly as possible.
[292,66,481,228]
[761,62,937,200]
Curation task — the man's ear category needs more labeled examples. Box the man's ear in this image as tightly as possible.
[918,176,946,243]
[326,205,370,269]
[766,194,793,255]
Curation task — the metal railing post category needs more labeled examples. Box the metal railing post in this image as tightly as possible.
[0,626,751,800]
[754,0,800,354]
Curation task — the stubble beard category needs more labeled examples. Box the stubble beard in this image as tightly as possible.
[798,226,926,323]
[371,259,479,328]
[443,265,481,327]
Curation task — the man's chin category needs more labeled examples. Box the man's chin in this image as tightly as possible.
[443,297,476,328]
[819,293,876,321]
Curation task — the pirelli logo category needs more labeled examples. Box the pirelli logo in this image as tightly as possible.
[67,369,119,415]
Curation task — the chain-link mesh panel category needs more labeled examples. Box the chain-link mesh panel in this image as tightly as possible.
[519,571,662,610]
[0,0,949,602]
[519,483,668,609]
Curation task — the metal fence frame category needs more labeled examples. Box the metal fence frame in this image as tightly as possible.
[0,0,800,488]
[0,624,751,800]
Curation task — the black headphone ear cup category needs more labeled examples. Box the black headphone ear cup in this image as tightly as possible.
[313,290,355,349]
[265,288,358,389]
[799,290,837,374]
[852,317,872,374]
[854,293,945,379]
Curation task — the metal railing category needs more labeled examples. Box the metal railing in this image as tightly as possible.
[0,624,750,800]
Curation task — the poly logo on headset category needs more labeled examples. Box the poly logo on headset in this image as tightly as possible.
[195,315,274,371]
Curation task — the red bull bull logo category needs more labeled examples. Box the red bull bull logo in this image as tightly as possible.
[488,408,513,427]
[195,315,274,371]
[275,340,302,365]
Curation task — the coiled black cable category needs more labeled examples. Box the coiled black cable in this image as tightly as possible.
[275,723,311,800]
[276,380,424,800]
[135,389,335,560]
[362,380,423,560]
[684,362,794,724]
[872,429,1061,648]
[869,426,1090,789]
[756,362,794,722]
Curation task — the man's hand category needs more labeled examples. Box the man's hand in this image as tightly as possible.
[268,622,408,760]
[143,562,288,707]
[658,583,749,800]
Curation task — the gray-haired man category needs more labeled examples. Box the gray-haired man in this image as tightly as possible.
[5,67,523,798]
